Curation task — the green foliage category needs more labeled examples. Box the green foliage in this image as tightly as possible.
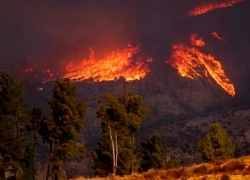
[26,106,43,180]
[0,71,28,178]
[140,135,169,171]
[38,116,50,143]
[20,140,33,180]
[197,122,235,162]
[39,78,88,179]
[47,79,87,142]
[30,107,42,131]
[92,135,113,177]
[93,90,148,176]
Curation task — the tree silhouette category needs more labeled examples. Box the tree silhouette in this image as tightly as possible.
[39,78,88,180]
[26,107,42,180]
[93,89,148,176]
[0,71,28,179]
[140,135,168,171]
[197,122,235,162]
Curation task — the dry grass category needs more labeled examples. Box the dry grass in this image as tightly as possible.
[70,156,250,180]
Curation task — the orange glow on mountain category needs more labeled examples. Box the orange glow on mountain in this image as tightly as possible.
[167,41,235,96]
[190,33,205,47]
[62,44,151,82]
[19,64,55,84]
[189,0,245,16]
[211,31,225,41]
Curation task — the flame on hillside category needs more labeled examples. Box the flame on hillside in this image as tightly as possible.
[189,0,245,16]
[166,34,235,97]
[211,31,225,41]
[62,44,151,82]
[19,64,55,84]
[190,33,205,47]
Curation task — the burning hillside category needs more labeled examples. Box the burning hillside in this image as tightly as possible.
[14,0,246,97]
[166,34,235,97]
[189,0,245,16]
[190,33,205,47]
[18,44,152,88]
[62,44,151,82]
[18,63,55,84]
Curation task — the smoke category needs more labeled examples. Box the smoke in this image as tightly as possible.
[0,0,249,92]
[0,0,135,68]
[0,0,204,66]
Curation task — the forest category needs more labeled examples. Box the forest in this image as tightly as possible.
[0,71,236,180]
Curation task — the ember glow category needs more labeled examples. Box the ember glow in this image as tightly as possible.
[189,0,245,16]
[190,33,205,47]
[167,36,235,96]
[211,31,225,41]
[19,64,55,84]
[62,44,151,82]
[37,87,43,91]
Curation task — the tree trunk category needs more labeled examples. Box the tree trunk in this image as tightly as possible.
[115,133,118,171]
[54,174,58,180]
[14,108,20,138]
[32,122,37,180]
[15,121,19,137]
[107,125,116,175]
[15,116,19,138]
[46,141,53,180]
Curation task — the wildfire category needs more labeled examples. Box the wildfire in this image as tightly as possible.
[19,64,55,84]
[167,35,235,97]
[211,31,225,41]
[23,67,34,72]
[190,33,205,47]
[37,87,43,91]
[62,44,151,82]
[189,0,245,16]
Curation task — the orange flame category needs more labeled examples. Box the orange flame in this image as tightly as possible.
[190,33,205,47]
[211,31,225,41]
[167,42,235,96]
[19,64,55,84]
[189,0,244,16]
[62,44,151,82]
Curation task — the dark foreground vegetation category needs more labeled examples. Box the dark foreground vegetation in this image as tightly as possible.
[0,71,237,180]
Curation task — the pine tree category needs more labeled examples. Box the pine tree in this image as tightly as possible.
[93,90,148,176]
[140,135,168,171]
[26,107,42,180]
[0,71,28,179]
[39,78,88,180]
[197,122,235,162]
[38,116,53,180]
[20,140,33,180]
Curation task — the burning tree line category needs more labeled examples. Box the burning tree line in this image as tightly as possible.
[0,71,235,180]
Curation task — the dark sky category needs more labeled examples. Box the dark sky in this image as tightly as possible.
[0,0,249,79]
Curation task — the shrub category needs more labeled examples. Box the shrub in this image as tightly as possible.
[242,166,250,175]
[213,160,224,166]
[167,168,185,179]
[221,160,245,172]
[197,123,235,162]
[221,174,230,180]
[193,165,208,174]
